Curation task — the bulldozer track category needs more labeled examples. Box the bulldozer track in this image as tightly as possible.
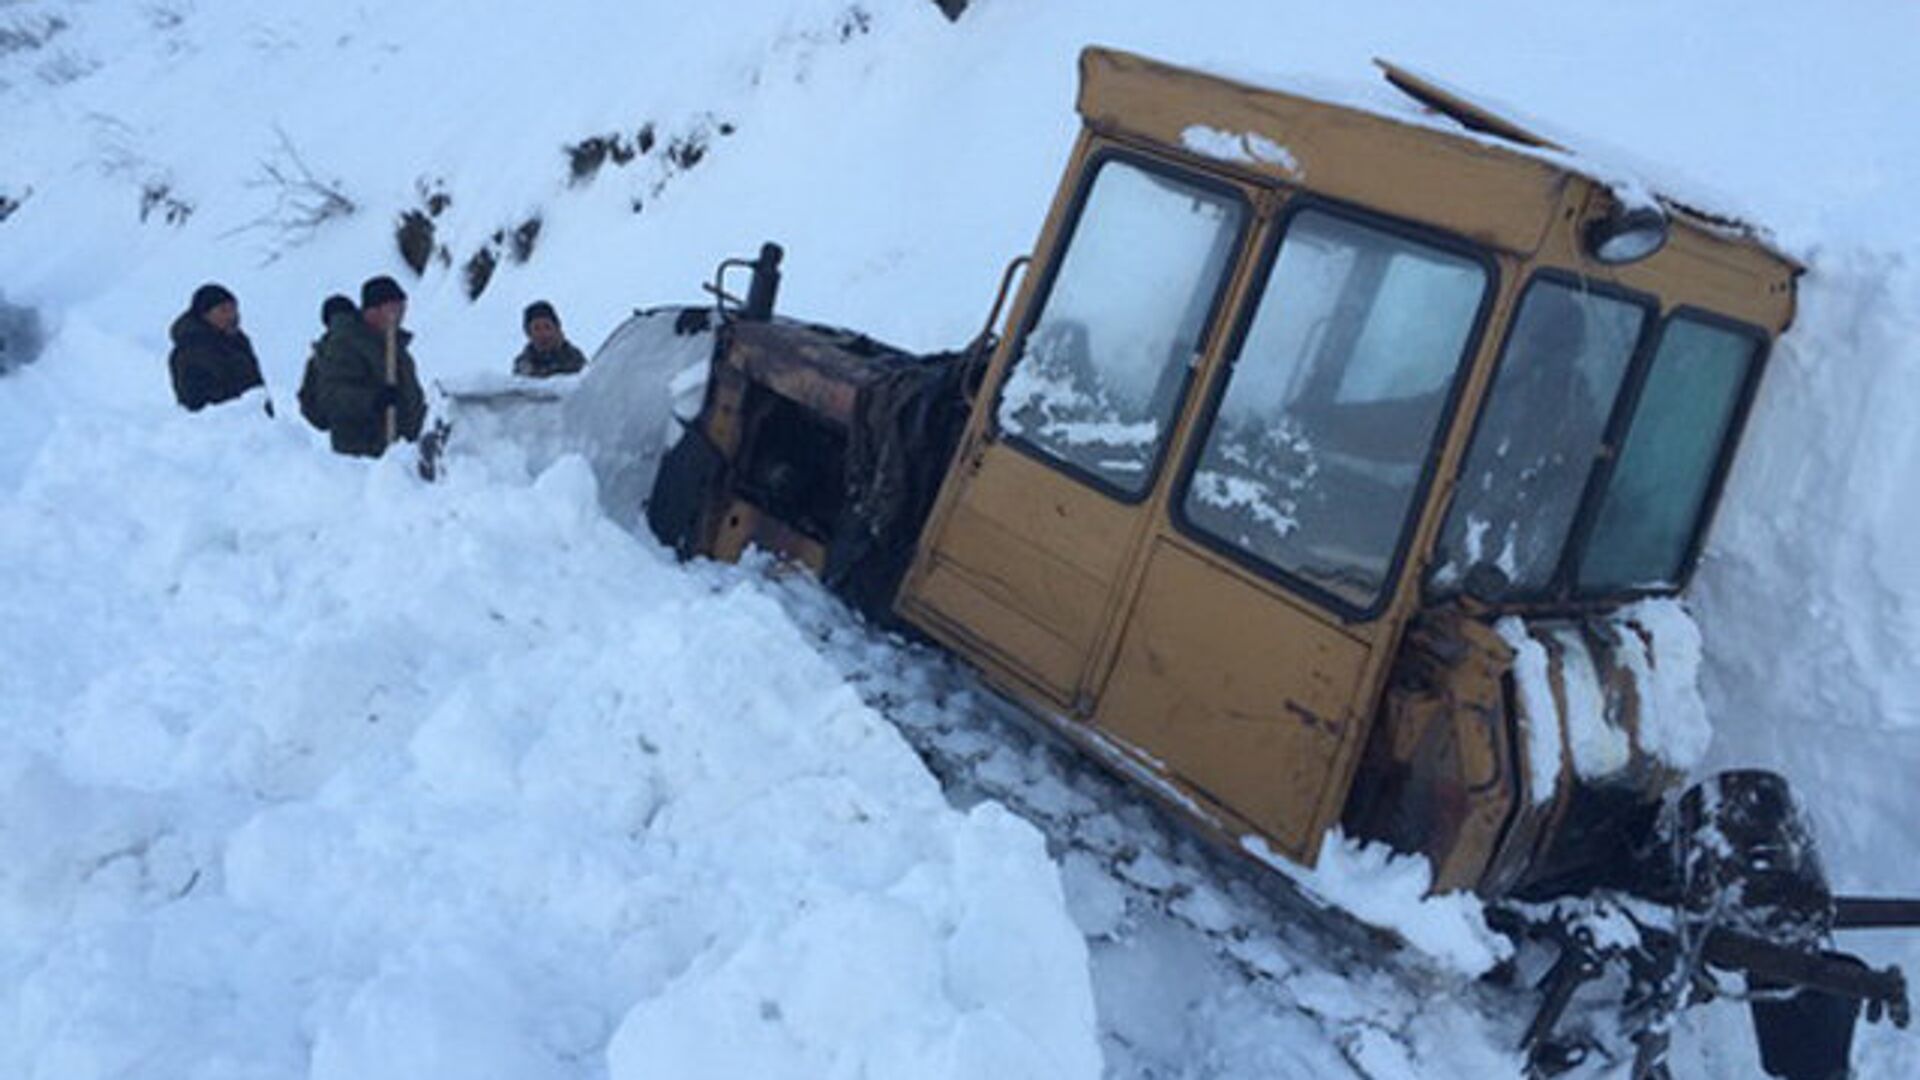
[754,565,1549,1078]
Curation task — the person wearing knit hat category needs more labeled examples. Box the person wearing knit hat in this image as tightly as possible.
[361,275,406,311]
[168,281,266,412]
[190,283,237,320]
[320,293,356,328]
[296,295,359,433]
[512,299,588,378]
[306,274,427,457]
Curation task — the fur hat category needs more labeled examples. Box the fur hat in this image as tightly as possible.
[360,275,407,310]
[190,283,236,319]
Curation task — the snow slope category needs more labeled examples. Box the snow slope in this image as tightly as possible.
[5,0,1920,1076]
[0,404,1100,1079]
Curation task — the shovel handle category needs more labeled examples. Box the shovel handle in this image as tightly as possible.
[383,320,398,448]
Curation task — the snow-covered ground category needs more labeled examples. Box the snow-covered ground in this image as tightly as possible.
[5,1,1919,1076]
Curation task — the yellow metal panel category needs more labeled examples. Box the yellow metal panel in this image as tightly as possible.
[904,442,1145,702]
[1095,540,1372,862]
[937,503,1113,643]
[1078,47,1567,255]
[710,499,827,571]
[1530,187,1797,334]
[956,443,1138,578]
[913,559,1088,703]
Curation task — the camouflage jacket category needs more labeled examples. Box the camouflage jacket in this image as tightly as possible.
[512,340,588,378]
[311,316,427,457]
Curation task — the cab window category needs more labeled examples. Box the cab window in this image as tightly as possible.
[996,157,1247,497]
[1433,279,1649,594]
[1178,208,1490,613]
[1577,316,1761,591]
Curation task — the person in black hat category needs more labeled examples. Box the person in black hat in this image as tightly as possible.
[511,300,588,378]
[320,293,357,328]
[168,282,267,412]
[308,275,427,457]
[296,294,357,433]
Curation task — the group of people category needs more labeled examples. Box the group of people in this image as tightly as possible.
[166,276,591,458]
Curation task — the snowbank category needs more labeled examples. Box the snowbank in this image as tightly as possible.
[0,404,1099,1077]
[1693,252,1920,888]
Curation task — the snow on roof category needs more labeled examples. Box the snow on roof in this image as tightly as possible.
[1095,47,1791,264]
[1366,58,1790,258]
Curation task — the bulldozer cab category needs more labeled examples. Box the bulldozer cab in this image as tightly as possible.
[894,48,1797,876]
[645,45,1802,899]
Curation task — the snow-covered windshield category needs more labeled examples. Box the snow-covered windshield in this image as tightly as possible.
[1577,316,1761,591]
[1180,209,1488,612]
[1433,280,1648,594]
[996,157,1246,495]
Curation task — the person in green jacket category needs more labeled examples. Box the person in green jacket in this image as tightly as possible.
[168,282,267,412]
[311,275,427,457]
[511,300,588,377]
[296,294,356,433]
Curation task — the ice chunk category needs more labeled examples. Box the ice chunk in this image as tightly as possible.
[1496,617,1564,805]
[1244,828,1512,976]
[1613,598,1712,772]
[1553,628,1632,780]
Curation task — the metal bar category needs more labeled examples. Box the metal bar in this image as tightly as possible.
[1833,897,1920,930]
[1523,943,1601,1052]
[1703,930,1909,1026]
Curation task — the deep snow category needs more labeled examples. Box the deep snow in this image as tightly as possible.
[5,1,1920,1077]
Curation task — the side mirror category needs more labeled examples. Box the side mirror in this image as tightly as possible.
[1584,204,1669,266]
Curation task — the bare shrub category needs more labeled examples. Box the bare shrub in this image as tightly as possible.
[139,182,192,225]
[0,14,69,56]
[395,210,435,276]
[509,216,541,264]
[0,186,27,223]
[565,123,668,187]
[0,292,46,375]
[666,133,706,171]
[224,126,356,261]
[463,247,497,301]
[839,7,873,40]
[566,136,614,185]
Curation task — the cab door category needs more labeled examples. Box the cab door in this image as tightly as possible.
[900,148,1253,706]
[1093,205,1498,861]
[902,155,1498,867]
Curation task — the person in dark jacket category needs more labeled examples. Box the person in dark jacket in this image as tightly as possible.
[168,283,266,411]
[297,294,357,432]
[512,300,588,377]
[310,276,427,457]
[319,293,357,329]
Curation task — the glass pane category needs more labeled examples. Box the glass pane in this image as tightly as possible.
[996,160,1246,495]
[1432,281,1646,594]
[1182,210,1488,610]
[1577,318,1757,591]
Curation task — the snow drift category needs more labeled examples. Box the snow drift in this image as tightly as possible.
[0,403,1100,1078]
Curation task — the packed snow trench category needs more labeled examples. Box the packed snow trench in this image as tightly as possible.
[4,1,1919,1077]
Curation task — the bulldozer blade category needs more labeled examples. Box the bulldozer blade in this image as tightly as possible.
[1750,969,1863,1080]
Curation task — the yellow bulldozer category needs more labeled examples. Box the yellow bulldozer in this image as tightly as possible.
[622,47,1917,1079]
